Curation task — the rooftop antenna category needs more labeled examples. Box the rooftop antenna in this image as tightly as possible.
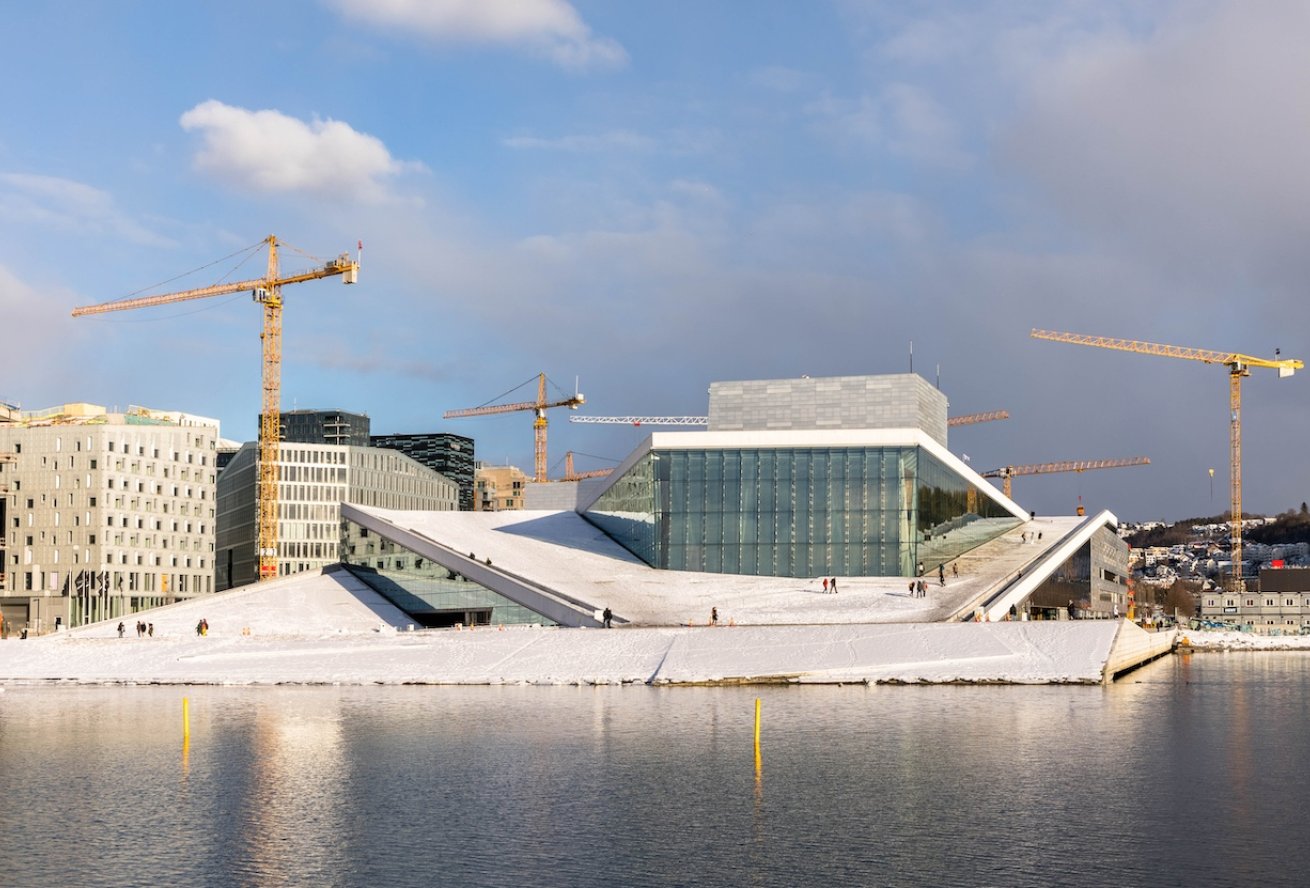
[909,340,914,374]
[936,363,941,390]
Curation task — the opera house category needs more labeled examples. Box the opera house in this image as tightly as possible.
[339,374,1130,629]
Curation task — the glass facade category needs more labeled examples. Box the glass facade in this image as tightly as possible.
[584,446,1019,578]
[1029,528,1129,617]
[340,518,553,627]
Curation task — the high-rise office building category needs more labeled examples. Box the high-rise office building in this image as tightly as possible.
[216,441,459,590]
[278,409,371,447]
[370,433,474,511]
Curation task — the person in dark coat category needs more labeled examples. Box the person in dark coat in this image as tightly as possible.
[117,622,125,638]
[830,577,838,594]
[602,607,612,629]
[938,564,946,586]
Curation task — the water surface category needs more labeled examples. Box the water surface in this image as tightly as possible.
[2,653,1309,887]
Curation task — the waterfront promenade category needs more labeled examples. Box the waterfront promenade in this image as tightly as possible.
[0,570,1174,686]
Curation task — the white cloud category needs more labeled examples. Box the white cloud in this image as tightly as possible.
[329,0,626,70]
[0,173,172,247]
[179,100,420,202]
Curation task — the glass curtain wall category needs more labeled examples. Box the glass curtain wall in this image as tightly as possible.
[915,448,1022,572]
[586,446,1019,579]
[340,518,552,627]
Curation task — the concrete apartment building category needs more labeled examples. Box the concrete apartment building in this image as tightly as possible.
[474,463,530,511]
[0,404,218,633]
[216,441,459,590]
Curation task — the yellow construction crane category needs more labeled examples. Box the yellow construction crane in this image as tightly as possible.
[563,452,614,481]
[444,373,584,482]
[948,410,1009,428]
[72,235,359,581]
[1032,329,1302,592]
[980,457,1151,499]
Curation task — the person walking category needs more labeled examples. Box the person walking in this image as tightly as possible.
[938,564,946,586]
[117,621,125,638]
[602,607,612,629]
[822,577,829,593]
[711,607,719,625]
[148,623,154,637]
[830,577,838,594]
[952,563,958,579]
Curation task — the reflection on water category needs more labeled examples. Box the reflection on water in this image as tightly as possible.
[3,654,1310,887]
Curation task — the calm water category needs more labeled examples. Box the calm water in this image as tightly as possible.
[2,653,1310,887]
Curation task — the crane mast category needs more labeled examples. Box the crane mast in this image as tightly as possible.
[444,373,584,482]
[258,239,282,581]
[1032,329,1301,592]
[73,235,359,582]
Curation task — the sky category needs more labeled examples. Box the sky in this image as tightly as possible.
[2,0,1308,523]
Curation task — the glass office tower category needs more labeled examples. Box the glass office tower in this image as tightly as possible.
[584,444,1019,578]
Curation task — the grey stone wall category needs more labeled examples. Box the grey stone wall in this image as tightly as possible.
[707,374,948,444]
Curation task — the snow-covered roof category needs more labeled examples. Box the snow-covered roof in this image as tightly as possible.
[346,504,1085,627]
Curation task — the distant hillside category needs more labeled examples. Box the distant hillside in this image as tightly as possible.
[1126,514,1230,548]
[1127,506,1310,548]
[1247,507,1310,546]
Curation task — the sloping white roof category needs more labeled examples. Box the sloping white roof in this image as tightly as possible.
[348,505,1082,627]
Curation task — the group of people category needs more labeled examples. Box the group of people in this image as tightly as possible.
[115,620,157,637]
[195,618,209,636]
[821,577,839,593]
[908,579,929,598]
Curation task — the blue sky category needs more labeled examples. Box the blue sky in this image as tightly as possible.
[3,0,1309,522]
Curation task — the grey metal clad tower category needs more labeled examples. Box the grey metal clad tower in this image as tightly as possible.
[707,373,949,445]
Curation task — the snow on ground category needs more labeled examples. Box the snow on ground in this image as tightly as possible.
[364,507,1083,626]
[0,569,1133,685]
[1179,628,1310,651]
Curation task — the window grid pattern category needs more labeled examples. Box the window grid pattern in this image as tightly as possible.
[586,446,1019,578]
